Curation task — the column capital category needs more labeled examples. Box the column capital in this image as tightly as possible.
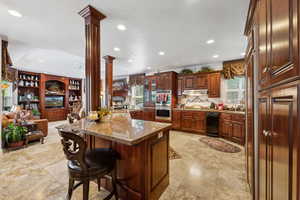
[103,55,116,62]
[79,5,106,21]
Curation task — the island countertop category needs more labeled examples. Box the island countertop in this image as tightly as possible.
[57,113,172,146]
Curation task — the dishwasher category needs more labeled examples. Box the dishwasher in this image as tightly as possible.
[206,112,220,137]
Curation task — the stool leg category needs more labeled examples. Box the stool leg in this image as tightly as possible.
[97,178,101,191]
[67,177,74,200]
[82,179,90,200]
[112,170,119,200]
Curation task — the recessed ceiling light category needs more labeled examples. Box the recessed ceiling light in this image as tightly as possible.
[117,24,126,31]
[8,10,22,18]
[241,52,246,56]
[38,59,44,63]
[147,67,151,70]
[206,39,215,44]
[128,59,133,63]
[114,47,120,52]
[212,54,219,58]
[158,51,165,56]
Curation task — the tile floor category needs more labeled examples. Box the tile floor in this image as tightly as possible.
[0,121,251,200]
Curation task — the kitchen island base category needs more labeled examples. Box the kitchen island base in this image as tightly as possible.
[88,130,170,200]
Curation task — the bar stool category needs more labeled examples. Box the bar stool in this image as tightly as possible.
[59,130,119,200]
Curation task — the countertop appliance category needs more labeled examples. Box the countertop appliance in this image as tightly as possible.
[155,90,172,121]
[206,112,220,137]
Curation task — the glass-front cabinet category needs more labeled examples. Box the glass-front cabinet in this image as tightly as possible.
[144,75,157,107]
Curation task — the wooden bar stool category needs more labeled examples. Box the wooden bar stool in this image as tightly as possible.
[59,130,119,200]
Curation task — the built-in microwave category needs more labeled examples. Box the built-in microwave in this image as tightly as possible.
[155,106,171,121]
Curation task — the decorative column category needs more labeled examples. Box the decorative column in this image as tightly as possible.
[79,5,106,112]
[103,55,115,108]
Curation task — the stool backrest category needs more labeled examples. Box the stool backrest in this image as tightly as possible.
[59,130,88,171]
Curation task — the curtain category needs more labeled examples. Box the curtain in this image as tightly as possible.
[223,59,245,79]
[1,40,17,82]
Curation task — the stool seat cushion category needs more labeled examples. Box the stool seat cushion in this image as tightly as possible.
[68,148,119,175]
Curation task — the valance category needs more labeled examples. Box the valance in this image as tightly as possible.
[223,59,245,79]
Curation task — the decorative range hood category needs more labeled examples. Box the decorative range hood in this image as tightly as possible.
[182,89,208,96]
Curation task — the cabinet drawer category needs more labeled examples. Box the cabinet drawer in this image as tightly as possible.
[182,111,193,117]
[192,111,206,119]
[232,114,245,122]
[220,113,232,120]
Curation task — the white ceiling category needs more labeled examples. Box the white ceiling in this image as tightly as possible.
[0,0,249,78]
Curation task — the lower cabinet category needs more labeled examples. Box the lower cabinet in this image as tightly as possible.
[143,108,155,121]
[219,113,245,145]
[129,110,144,120]
[172,110,181,129]
[130,108,155,121]
[181,111,206,134]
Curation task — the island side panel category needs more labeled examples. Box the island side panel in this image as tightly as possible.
[88,130,170,200]
[147,130,170,200]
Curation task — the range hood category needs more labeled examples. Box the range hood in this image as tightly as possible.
[182,89,208,96]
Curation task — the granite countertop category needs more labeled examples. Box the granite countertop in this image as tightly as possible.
[173,107,245,115]
[56,113,172,146]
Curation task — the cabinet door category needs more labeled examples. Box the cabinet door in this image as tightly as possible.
[268,0,299,85]
[144,108,155,121]
[181,112,193,131]
[246,50,255,193]
[177,77,183,96]
[258,95,269,200]
[184,76,194,90]
[269,85,298,200]
[192,112,206,132]
[257,0,269,88]
[222,120,232,138]
[208,73,221,98]
[194,74,207,89]
[231,121,245,145]
[172,110,181,129]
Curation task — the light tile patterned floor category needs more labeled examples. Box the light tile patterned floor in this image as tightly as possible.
[0,121,251,200]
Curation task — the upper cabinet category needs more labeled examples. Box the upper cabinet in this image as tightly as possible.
[194,74,208,89]
[178,71,221,98]
[208,72,221,98]
[144,75,157,107]
[183,75,195,90]
[156,72,176,91]
[257,0,299,90]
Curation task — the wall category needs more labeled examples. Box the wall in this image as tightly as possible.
[0,37,2,149]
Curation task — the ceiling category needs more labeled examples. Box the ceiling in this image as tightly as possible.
[0,0,249,78]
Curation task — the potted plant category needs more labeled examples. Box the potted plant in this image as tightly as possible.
[32,109,41,119]
[2,123,28,148]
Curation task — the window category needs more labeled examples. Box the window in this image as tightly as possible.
[225,77,245,104]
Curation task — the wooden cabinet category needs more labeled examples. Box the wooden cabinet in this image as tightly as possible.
[257,0,299,90]
[156,72,174,91]
[181,111,193,132]
[219,113,245,145]
[245,0,300,198]
[208,72,221,98]
[257,84,299,200]
[194,74,207,89]
[183,75,194,90]
[129,110,144,120]
[181,111,206,134]
[178,72,221,96]
[143,108,155,121]
[144,76,157,107]
[172,110,181,129]
[177,77,183,96]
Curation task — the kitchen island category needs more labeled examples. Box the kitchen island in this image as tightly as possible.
[57,113,172,200]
